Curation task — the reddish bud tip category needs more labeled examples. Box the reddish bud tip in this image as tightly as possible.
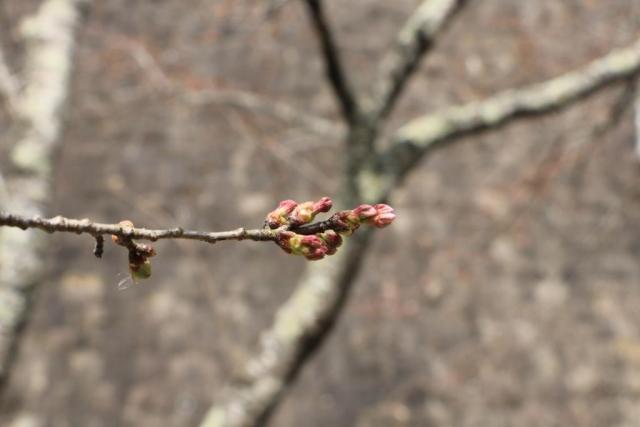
[278,200,298,211]
[301,235,322,246]
[266,200,299,228]
[275,230,295,253]
[289,197,334,226]
[353,204,377,220]
[369,204,396,227]
[312,197,333,214]
[289,202,314,225]
[320,230,342,255]
[301,235,329,260]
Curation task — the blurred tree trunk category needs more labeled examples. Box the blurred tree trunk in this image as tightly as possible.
[0,0,91,390]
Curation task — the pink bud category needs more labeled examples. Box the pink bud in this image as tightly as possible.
[370,204,396,228]
[305,247,328,261]
[289,197,334,226]
[312,197,333,214]
[266,200,298,229]
[353,204,377,220]
[301,235,323,247]
[289,202,314,225]
[275,231,296,253]
[320,230,342,255]
[301,235,328,260]
[278,200,298,212]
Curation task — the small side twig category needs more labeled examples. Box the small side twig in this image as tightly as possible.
[93,235,104,258]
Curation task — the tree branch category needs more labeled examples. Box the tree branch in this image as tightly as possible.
[381,37,640,185]
[369,0,466,121]
[303,0,360,123]
[0,212,353,245]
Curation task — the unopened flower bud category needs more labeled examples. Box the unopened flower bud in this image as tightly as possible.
[319,230,342,255]
[312,197,333,214]
[353,204,377,221]
[290,196,334,226]
[266,200,298,229]
[276,232,329,260]
[289,202,315,225]
[275,230,296,253]
[300,235,329,260]
[305,248,328,261]
[369,204,396,228]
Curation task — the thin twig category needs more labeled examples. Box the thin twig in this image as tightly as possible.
[0,212,349,244]
[304,0,359,123]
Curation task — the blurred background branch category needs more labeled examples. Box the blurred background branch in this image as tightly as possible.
[382,38,640,187]
[369,0,466,121]
[303,0,360,124]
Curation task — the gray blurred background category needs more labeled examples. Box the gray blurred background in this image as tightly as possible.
[1,0,640,426]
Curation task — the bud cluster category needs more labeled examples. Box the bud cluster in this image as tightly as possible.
[334,203,396,235]
[265,197,332,229]
[265,197,396,261]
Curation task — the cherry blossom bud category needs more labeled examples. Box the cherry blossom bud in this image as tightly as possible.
[300,235,329,260]
[369,204,396,228]
[289,201,315,225]
[275,230,296,253]
[290,197,333,226]
[276,232,329,260]
[266,200,298,229]
[305,248,328,261]
[312,197,333,214]
[353,204,377,221]
[319,230,342,255]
